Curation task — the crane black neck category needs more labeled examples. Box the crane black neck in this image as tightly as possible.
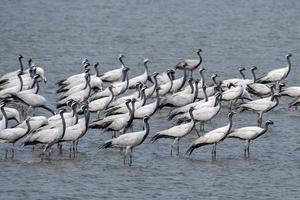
[1,106,8,128]
[60,111,67,139]
[18,56,24,73]
[109,87,114,103]
[84,108,90,130]
[203,85,208,102]
[189,109,195,124]
[197,51,202,66]
[193,82,199,102]
[130,101,135,117]
[239,69,246,80]
[94,63,100,77]
[227,113,234,135]
[25,119,31,134]
[144,61,149,74]
[212,75,218,85]
[146,76,157,98]
[122,70,128,82]
[140,89,146,106]
[168,74,174,94]
[138,117,150,145]
[28,59,33,70]
[71,104,77,117]
[30,76,40,94]
[127,101,135,128]
[251,68,257,82]
[286,55,292,77]
[35,80,40,94]
[17,73,23,92]
[188,79,194,94]
[154,90,160,112]
[136,84,142,98]
[119,56,125,66]
[271,94,279,102]
[214,94,222,107]
[126,101,132,115]
[143,118,150,133]
[74,109,79,124]
[253,121,272,140]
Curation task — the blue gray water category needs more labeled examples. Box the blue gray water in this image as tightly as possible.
[1,0,300,199]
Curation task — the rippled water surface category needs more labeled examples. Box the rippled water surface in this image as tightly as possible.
[1,0,300,199]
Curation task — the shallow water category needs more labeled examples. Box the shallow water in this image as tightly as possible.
[1,0,300,199]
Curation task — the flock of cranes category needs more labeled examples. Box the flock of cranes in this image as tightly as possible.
[0,50,298,165]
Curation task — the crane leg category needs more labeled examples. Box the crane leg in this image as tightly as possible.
[72,141,75,153]
[75,140,79,152]
[58,143,63,154]
[244,141,247,158]
[173,138,179,156]
[41,145,47,161]
[200,123,205,132]
[257,113,263,127]
[124,147,130,165]
[229,101,233,111]
[69,146,72,158]
[123,155,126,165]
[233,99,238,109]
[11,147,14,159]
[257,118,262,127]
[5,148,8,159]
[40,152,45,161]
[189,70,193,79]
[177,140,180,156]
[247,140,250,158]
[171,139,177,156]
[194,126,200,137]
[48,149,51,160]
[212,143,217,160]
[129,148,133,166]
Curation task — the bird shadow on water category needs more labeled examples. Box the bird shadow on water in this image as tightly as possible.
[103,163,145,173]
[149,151,257,164]
[0,147,90,167]
[184,155,259,168]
